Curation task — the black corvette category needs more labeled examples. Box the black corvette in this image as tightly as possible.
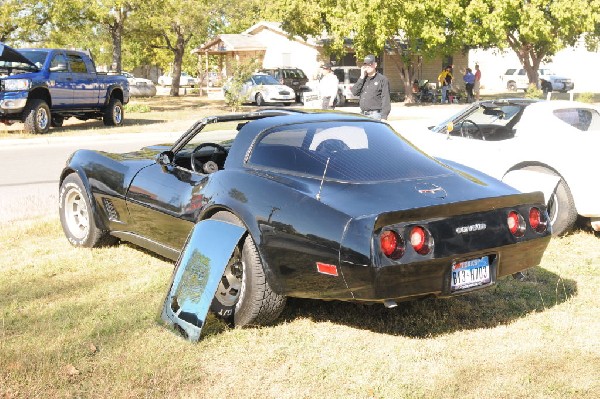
[59,109,551,341]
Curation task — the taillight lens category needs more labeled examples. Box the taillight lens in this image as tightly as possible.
[508,211,526,237]
[410,226,432,255]
[529,207,548,233]
[380,230,405,259]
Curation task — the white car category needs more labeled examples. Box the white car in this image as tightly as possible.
[397,99,600,235]
[158,72,199,87]
[237,73,295,106]
[501,68,574,93]
[122,72,157,97]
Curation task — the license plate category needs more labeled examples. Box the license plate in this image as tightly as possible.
[451,256,490,291]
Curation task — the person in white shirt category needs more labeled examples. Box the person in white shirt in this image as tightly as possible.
[319,63,339,109]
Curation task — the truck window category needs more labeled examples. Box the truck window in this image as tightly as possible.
[50,54,68,73]
[68,54,88,73]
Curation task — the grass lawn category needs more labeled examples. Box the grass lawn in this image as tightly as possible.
[1,217,599,398]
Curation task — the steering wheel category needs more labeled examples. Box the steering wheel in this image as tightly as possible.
[190,142,228,174]
[460,119,483,140]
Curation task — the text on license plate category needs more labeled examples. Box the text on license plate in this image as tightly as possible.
[451,256,490,291]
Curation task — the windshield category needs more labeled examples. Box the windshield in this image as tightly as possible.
[249,121,448,182]
[251,75,280,85]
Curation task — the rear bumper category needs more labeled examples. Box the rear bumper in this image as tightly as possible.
[344,236,550,302]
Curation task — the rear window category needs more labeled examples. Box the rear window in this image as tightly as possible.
[348,69,362,83]
[283,69,306,79]
[248,121,448,182]
[553,108,600,132]
[504,69,516,75]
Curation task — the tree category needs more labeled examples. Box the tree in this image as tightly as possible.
[463,0,600,87]
[277,0,464,103]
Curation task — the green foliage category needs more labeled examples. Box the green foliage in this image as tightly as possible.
[124,103,151,113]
[223,59,260,111]
[576,92,595,103]
[525,83,543,99]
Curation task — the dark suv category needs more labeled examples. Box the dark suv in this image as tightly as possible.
[260,67,309,102]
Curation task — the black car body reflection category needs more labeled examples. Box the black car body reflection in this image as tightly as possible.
[59,109,552,338]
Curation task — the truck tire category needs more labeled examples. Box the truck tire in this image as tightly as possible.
[59,173,116,247]
[507,81,517,92]
[209,211,286,327]
[103,97,124,126]
[23,99,50,134]
[522,166,577,236]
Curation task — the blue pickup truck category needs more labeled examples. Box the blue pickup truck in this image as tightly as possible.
[0,42,129,134]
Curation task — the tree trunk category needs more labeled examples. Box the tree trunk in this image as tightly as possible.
[507,34,543,88]
[169,28,186,97]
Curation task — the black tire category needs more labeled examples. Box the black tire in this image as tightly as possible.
[255,93,265,106]
[23,99,50,134]
[102,97,124,126]
[59,173,116,247]
[51,115,64,127]
[336,92,346,106]
[209,211,286,327]
[507,82,517,92]
[521,166,577,236]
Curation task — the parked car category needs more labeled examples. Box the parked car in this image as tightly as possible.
[121,72,156,97]
[226,73,295,106]
[158,72,199,87]
[398,99,600,236]
[260,67,309,101]
[0,42,129,134]
[501,68,574,93]
[58,109,551,341]
[331,66,362,105]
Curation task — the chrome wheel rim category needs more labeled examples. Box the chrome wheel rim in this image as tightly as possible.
[214,246,243,306]
[65,187,89,240]
[37,108,49,130]
[114,105,123,124]
[547,191,559,227]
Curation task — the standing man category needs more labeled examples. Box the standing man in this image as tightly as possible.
[351,54,391,121]
[438,65,453,103]
[318,62,339,110]
[463,67,475,103]
[474,64,482,101]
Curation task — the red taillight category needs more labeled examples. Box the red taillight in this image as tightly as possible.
[410,226,432,255]
[508,211,525,237]
[529,207,547,233]
[380,230,405,259]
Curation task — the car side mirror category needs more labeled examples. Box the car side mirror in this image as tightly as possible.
[50,63,68,72]
[157,151,174,169]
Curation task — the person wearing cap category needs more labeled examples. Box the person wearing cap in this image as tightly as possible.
[350,54,391,120]
[318,62,339,110]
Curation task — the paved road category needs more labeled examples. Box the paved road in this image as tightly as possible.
[0,103,462,223]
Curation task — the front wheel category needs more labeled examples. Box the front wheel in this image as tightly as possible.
[521,166,577,236]
[209,211,286,327]
[103,97,124,126]
[255,93,265,106]
[23,99,50,134]
[59,173,116,247]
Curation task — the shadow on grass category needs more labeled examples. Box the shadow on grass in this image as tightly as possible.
[278,266,577,338]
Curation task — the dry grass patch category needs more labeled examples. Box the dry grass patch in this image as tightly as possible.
[1,218,599,398]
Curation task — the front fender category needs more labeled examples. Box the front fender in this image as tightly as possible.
[161,219,245,342]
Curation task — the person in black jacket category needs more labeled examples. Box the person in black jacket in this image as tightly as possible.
[351,54,391,120]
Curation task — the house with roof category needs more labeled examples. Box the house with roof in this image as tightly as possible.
[192,22,470,97]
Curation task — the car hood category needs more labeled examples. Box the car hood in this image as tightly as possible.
[0,42,38,69]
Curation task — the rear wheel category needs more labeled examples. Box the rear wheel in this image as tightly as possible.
[59,173,116,247]
[507,81,517,92]
[23,99,50,134]
[209,211,286,327]
[255,93,265,106]
[103,97,124,126]
[521,166,577,236]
